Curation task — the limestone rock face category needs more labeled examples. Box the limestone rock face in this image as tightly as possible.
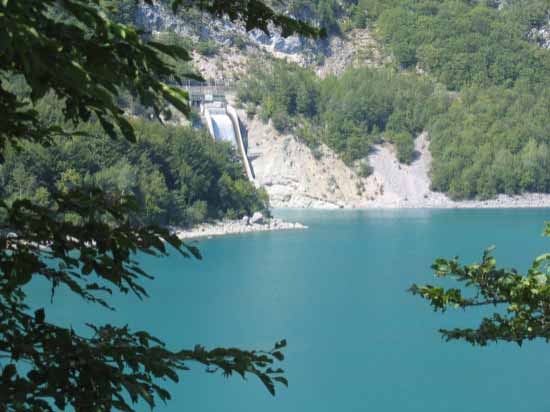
[135,2,313,60]
[250,212,264,225]
[241,215,250,225]
[135,2,192,35]
[239,110,379,209]
[529,20,550,49]
[271,34,304,54]
[316,29,388,78]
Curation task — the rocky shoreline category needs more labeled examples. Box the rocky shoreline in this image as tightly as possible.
[171,193,550,241]
[379,193,550,209]
[173,212,307,240]
[301,193,550,210]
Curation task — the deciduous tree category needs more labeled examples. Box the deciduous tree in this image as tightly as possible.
[410,223,550,346]
[0,1,319,411]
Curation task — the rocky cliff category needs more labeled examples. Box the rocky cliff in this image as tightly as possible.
[529,18,550,49]
[135,1,320,64]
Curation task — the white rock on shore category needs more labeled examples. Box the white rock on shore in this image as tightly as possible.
[250,211,264,224]
[173,215,307,240]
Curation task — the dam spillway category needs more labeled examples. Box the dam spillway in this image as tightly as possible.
[210,111,238,146]
[202,102,255,181]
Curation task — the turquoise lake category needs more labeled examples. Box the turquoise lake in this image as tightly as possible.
[30,209,550,411]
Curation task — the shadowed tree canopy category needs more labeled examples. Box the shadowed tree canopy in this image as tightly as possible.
[410,223,550,346]
[0,1,320,411]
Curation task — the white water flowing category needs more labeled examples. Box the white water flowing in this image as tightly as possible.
[203,104,255,181]
[210,113,237,147]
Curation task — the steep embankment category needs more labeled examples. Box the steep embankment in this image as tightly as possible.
[316,28,389,78]
[242,114,375,208]
[244,117,550,209]
[366,132,443,207]
[243,118,440,209]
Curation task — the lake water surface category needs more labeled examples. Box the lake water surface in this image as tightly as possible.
[31,209,550,411]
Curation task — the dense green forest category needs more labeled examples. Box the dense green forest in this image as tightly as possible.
[285,0,550,85]
[239,0,550,199]
[430,85,550,199]
[238,61,449,166]
[0,119,268,226]
[294,0,550,91]
[371,0,550,198]
[0,83,268,226]
[282,0,550,90]
[375,0,550,90]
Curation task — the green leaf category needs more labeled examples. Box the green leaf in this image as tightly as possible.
[274,339,287,349]
[273,376,288,387]
[160,83,190,115]
[2,364,16,379]
[34,308,45,324]
[272,351,284,361]
[149,41,191,61]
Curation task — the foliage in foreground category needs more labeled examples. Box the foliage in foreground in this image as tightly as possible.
[410,224,550,346]
[0,191,288,411]
[0,0,320,411]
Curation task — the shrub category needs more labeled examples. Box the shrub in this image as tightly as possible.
[196,39,219,57]
[271,111,291,133]
[391,131,415,164]
[357,161,373,177]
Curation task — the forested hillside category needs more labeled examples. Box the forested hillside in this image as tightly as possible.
[0,121,268,226]
[373,0,550,199]
[430,85,550,199]
[375,0,550,89]
[239,0,550,200]
[0,85,268,226]
[238,61,449,166]
[6,0,547,211]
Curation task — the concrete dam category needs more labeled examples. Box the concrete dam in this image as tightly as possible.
[202,102,254,181]
[183,80,254,181]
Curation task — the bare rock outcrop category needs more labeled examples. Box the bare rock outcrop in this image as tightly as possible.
[529,19,550,49]
[243,119,441,209]
[317,28,389,78]
[365,132,448,207]
[250,211,264,224]
[241,113,380,208]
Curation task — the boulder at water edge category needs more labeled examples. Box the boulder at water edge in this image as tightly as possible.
[250,212,264,225]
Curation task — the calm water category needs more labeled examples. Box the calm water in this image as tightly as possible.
[30,209,550,411]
